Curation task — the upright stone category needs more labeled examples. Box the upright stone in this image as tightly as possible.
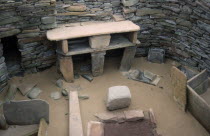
[91,51,106,77]
[3,100,49,125]
[59,56,74,83]
[171,66,187,111]
[107,86,131,111]
[120,46,137,71]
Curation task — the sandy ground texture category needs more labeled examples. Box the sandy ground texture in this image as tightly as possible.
[0,57,209,136]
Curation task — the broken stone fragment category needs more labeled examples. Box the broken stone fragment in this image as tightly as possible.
[61,89,68,96]
[124,110,144,121]
[27,87,42,99]
[78,95,89,100]
[50,91,61,100]
[106,86,131,111]
[56,79,64,88]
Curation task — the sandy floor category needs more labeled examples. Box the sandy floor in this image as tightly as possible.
[1,57,209,136]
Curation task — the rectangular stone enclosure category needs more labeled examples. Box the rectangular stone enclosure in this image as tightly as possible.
[187,70,210,133]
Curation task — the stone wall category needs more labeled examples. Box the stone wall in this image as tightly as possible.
[0,0,57,91]
[56,0,210,74]
[0,0,57,73]
[0,39,8,92]
[0,0,210,91]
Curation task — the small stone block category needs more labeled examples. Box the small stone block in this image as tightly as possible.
[89,34,111,49]
[107,86,131,111]
[124,110,144,121]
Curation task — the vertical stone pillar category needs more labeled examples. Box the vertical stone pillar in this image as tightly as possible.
[120,46,137,71]
[91,51,106,77]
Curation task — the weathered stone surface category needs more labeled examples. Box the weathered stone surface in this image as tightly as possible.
[27,87,42,99]
[3,100,49,125]
[87,121,104,136]
[41,16,56,24]
[17,82,37,96]
[120,46,137,71]
[0,29,21,38]
[124,110,144,121]
[107,86,131,111]
[89,34,111,49]
[91,51,106,77]
[122,0,139,7]
[171,66,187,111]
[148,48,165,64]
[136,8,163,16]
[65,5,86,12]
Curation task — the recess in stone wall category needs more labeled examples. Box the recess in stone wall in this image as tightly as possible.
[1,36,22,77]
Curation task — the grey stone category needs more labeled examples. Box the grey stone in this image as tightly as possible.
[3,100,49,125]
[107,86,131,111]
[148,48,165,64]
[56,79,63,88]
[50,91,61,100]
[91,51,106,77]
[136,8,163,16]
[27,87,42,99]
[89,34,111,49]
[61,89,68,96]
[41,16,56,24]
[122,0,139,6]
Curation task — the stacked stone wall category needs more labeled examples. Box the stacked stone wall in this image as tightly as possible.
[56,0,210,73]
[0,0,57,73]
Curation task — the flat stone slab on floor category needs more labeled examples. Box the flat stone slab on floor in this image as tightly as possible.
[3,100,49,125]
[107,86,131,111]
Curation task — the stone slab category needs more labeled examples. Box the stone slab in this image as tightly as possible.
[69,91,84,136]
[120,46,137,71]
[38,119,48,136]
[107,86,131,111]
[59,56,74,83]
[124,110,144,121]
[122,0,139,6]
[171,66,187,111]
[89,34,111,49]
[3,100,49,125]
[148,48,165,64]
[87,121,104,136]
[17,82,37,96]
[47,21,140,41]
[91,51,106,77]
[57,35,135,56]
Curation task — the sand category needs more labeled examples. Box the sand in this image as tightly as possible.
[0,57,209,136]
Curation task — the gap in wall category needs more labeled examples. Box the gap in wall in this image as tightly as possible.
[1,35,22,77]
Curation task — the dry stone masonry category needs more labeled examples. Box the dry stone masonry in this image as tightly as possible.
[0,0,210,91]
[0,0,57,72]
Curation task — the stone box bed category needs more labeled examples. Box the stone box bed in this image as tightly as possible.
[187,70,210,133]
